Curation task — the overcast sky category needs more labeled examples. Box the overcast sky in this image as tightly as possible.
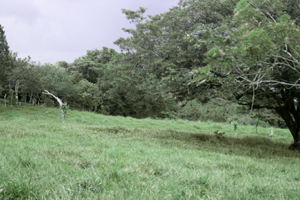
[0,0,179,64]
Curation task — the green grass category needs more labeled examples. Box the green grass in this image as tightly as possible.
[0,105,299,199]
[0,105,293,143]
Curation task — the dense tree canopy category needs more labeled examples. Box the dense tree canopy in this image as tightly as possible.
[114,0,238,102]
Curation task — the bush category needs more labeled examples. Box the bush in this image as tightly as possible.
[176,99,237,122]
[226,114,267,126]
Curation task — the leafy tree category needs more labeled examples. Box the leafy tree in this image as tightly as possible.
[99,53,169,118]
[70,44,168,117]
[76,79,102,112]
[0,25,36,104]
[115,1,238,103]
[70,47,118,112]
[6,55,32,104]
[0,25,13,94]
[6,60,43,105]
[37,64,77,104]
[108,1,239,118]
[22,64,43,105]
[202,0,300,144]
[72,47,117,83]
[57,61,69,70]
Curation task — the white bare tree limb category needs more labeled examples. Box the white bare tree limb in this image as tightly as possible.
[42,90,63,106]
[42,90,66,123]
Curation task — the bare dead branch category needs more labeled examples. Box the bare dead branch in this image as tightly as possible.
[42,90,66,123]
[42,90,63,107]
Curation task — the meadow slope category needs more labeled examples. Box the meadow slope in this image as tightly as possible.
[0,106,299,199]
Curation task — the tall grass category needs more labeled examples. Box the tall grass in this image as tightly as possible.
[0,105,299,199]
[0,105,293,143]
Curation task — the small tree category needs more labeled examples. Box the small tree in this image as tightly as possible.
[43,90,68,123]
[232,120,238,136]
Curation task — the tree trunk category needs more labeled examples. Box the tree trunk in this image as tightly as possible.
[10,94,13,106]
[275,105,300,144]
[29,92,33,105]
[15,80,20,105]
[60,108,66,123]
[4,94,7,107]
[43,90,66,123]
[290,128,299,143]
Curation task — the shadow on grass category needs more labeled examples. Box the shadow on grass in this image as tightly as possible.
[88,126,300,159]
[0,179,40,200]
[164,131,300,159]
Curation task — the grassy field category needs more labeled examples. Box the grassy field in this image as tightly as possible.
[0,105,299,199]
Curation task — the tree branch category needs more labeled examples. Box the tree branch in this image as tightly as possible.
[42,90,66,123]
[42,90,63,107]
[247,1,277,23]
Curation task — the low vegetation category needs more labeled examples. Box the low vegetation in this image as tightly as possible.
[0,106,299,199]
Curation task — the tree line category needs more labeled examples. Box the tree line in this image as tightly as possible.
[1,0,300,144]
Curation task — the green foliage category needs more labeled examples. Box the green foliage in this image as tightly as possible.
[60,103,69,112]
[6,56,38,99]
[8,89,14,95]
[0,25,12,92]
[173,98,285,129]
[0,85,3,93]
[176,99,238,122]
[201,0,300,143]
[71,47,116,84]
[95,51,170,118]
[37,64,77,103]
[76,79,101,111]
[231,120,238,131]
[121,7,147,24]
[115,0,238,103]
[104,1,239,117]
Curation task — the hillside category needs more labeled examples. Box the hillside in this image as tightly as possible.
[0,106,299,199]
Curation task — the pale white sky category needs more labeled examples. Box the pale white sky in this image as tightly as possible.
[0,0,179,64]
